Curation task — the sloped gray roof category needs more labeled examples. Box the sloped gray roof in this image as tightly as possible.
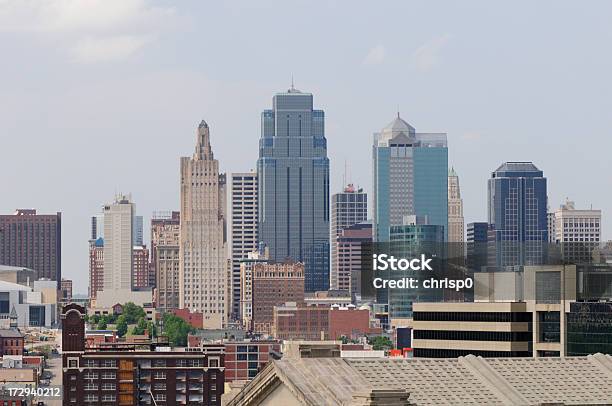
[228,354,612,405]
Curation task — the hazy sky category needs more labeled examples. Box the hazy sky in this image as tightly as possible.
[1,1,611,293]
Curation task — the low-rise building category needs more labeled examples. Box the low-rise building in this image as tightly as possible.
[62,304,225,406]
[224,340,281,382]
[0,329,24,356]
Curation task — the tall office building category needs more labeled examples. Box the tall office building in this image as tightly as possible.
[132,245,149,289]
[88,237,104,300]
[90,214,104,240]
[151,211,181,310]
[548,199,601,262]
[228,172,258,321]
[448,167,464,243]
[0,209,62,288]
[180,121,227,327]
[133,215,144,246]
[102,195,134,292]
[488,162,548,266]
[330,184,367,290]
[336,222,372,296]
[257,86,330,292]
[372,114,448,242]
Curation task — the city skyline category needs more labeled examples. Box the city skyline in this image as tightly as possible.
[2,1,612,293]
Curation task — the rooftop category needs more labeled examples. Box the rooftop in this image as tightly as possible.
[227,353,612,405]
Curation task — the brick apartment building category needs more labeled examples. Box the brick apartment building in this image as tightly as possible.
[251,261,305,334]
[0,329,24,356]
[62,304,225,406]
[0,209,62,289]
[272,304,379,341]
[132,245,150,289]
[170,308,204,329]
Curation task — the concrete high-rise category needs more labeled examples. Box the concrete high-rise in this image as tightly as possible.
[330,184,367,290]
[151,211,180,311]
[448,167,464,243]
[257,86,330,292]
[488,162,548,266]
[372,114,448,242]
[548,199,601,262]
[0,209,62,288]
[228,172,258,321]
[180,121,227,327]
[102,195,134,292]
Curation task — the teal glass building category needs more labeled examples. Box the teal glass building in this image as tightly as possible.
[372,115,448,242]
[257,86,330,292]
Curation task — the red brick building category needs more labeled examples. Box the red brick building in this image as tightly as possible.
[0,330,24,356]
[272,304,378,341]
[251,261,305,335]
[88,238,104,300]
[0,209,62,289]
[61,278,73,302]
[224,340,281,382]
[170,308,204,329]
[132,245,150,289]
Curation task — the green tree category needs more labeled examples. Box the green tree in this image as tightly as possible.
[90,314,100,325]
[162,313,195,347]
[97,318,108,330]
[368,336,393,351]
[123,302,146,324]
[116,315,128,337]
[132,317,148,335]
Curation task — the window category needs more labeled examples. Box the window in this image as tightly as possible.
[68,358,79,368]
[102,383,116,391]
[102,394,116,402]
[154,371,166,379]
[101,372,115,379]
[154,383,166,391]
[208,357,219,368]
[155,394,166,401]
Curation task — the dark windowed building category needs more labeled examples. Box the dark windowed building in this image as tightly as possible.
[257,86,330,292]
[0,209,61,288]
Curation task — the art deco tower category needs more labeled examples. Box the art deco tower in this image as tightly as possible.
[180,121,227,327]
[448,167,464,242]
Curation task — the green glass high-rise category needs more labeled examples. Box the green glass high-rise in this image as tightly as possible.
[372,115,448,242]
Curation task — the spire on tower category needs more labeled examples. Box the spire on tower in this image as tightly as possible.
[194,120,213,160]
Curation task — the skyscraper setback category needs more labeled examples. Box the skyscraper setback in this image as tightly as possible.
[0,209,62,289]
[330,184,367,290]
[180,121,227,327]
[372,115,448,242]
[257,86,330,292]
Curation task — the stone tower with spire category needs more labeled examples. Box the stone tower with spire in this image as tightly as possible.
[179,120,227,327]
[448,167,464,243]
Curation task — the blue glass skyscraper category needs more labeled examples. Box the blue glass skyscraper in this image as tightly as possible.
[372,115,448,242]
[257,86,330,292]
[488,162,548,266]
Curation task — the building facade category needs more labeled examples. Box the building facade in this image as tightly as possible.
[224,340,281,382]
[132,245,150,290]
[62,304,225,406]
[88,238,104,301]
[372,115,448,242]
[257,87,330,292]
[229,172,258,321]
[240,248,269,329]
[61,278,73,302]
[488,162,548,267]
[0,209,62,289]
[448,167,464,243]
[102,195,134,293]
[151,211,181,311]
[251,261,305,335]
[335,222,372,296]
[548,199,601,262]
[330,185,367,291]
[180,121,227,327]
